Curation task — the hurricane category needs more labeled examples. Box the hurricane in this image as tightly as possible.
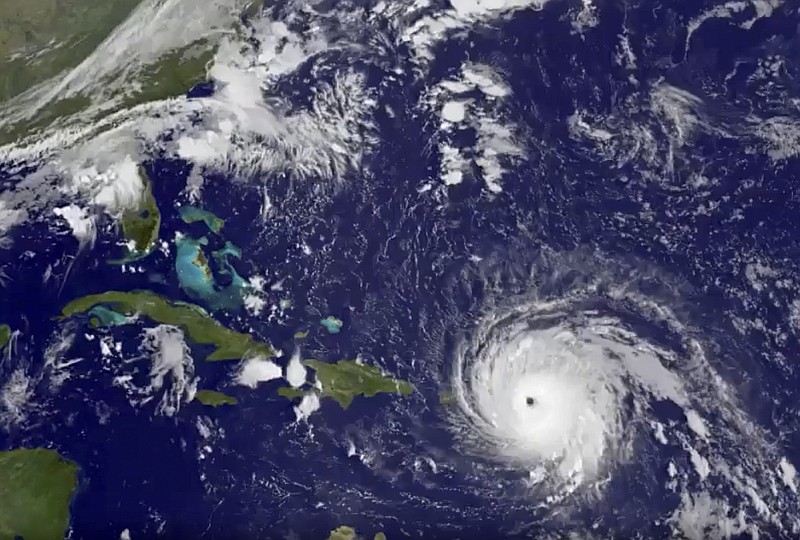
[2,0,800,537]
[437,249,800,536]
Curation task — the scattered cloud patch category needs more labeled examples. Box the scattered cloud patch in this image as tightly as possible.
[426,63,524,192]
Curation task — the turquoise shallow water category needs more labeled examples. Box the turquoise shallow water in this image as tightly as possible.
[175,236,215,301]
[175,235,249,312]
[87,306,128,326]
[178,206,224,234]
[320,316,343,334]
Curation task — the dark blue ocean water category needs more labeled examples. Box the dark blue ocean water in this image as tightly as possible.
[2,0,800,538]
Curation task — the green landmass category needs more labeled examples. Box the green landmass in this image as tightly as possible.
[113,169,160,260]
[194,389,237,407]
[0,0,143,103]
[438,391,456,405]
[327,526,357,540]
[195,249,212,278]
[293,330,309,339]
[325,526,387,540]
[304,359,413,409]
[277,387,306,399]
[0,94,93,146]
[0,324,10,350]
[118,39,216,109]
[278,360,413,409]
[60,290,273,361]
[0,0,273,145]
[0,448,79,540]
[0,39,216,145]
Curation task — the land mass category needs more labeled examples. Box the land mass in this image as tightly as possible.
[61,290,273,361]
[0,324,10,350]
[0,0,143,103]
[194,389,237,407]
[438,391,456,405]
[326,526,388,540]
[110,168,161,263]
[302,359,413,410]
[277,387,306,400]
[0,448,79,540]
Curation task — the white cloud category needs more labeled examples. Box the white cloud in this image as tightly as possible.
[427,63,525,192]
[285,351,307,388]
[236,357,282,388]
[294,393,320,421]
[780,458,797,494]
[53,204,96,245]
[395,0,551,64]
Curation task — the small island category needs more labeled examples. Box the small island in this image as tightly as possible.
[0,448,79,540]
[438,391,456,405]
[61,290,273,361]
[280,359,413,410]
[320,316,343,334]
[193,389,238,407]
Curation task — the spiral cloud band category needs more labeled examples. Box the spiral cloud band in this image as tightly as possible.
[455,298,696,492]
[445,252,799,535]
